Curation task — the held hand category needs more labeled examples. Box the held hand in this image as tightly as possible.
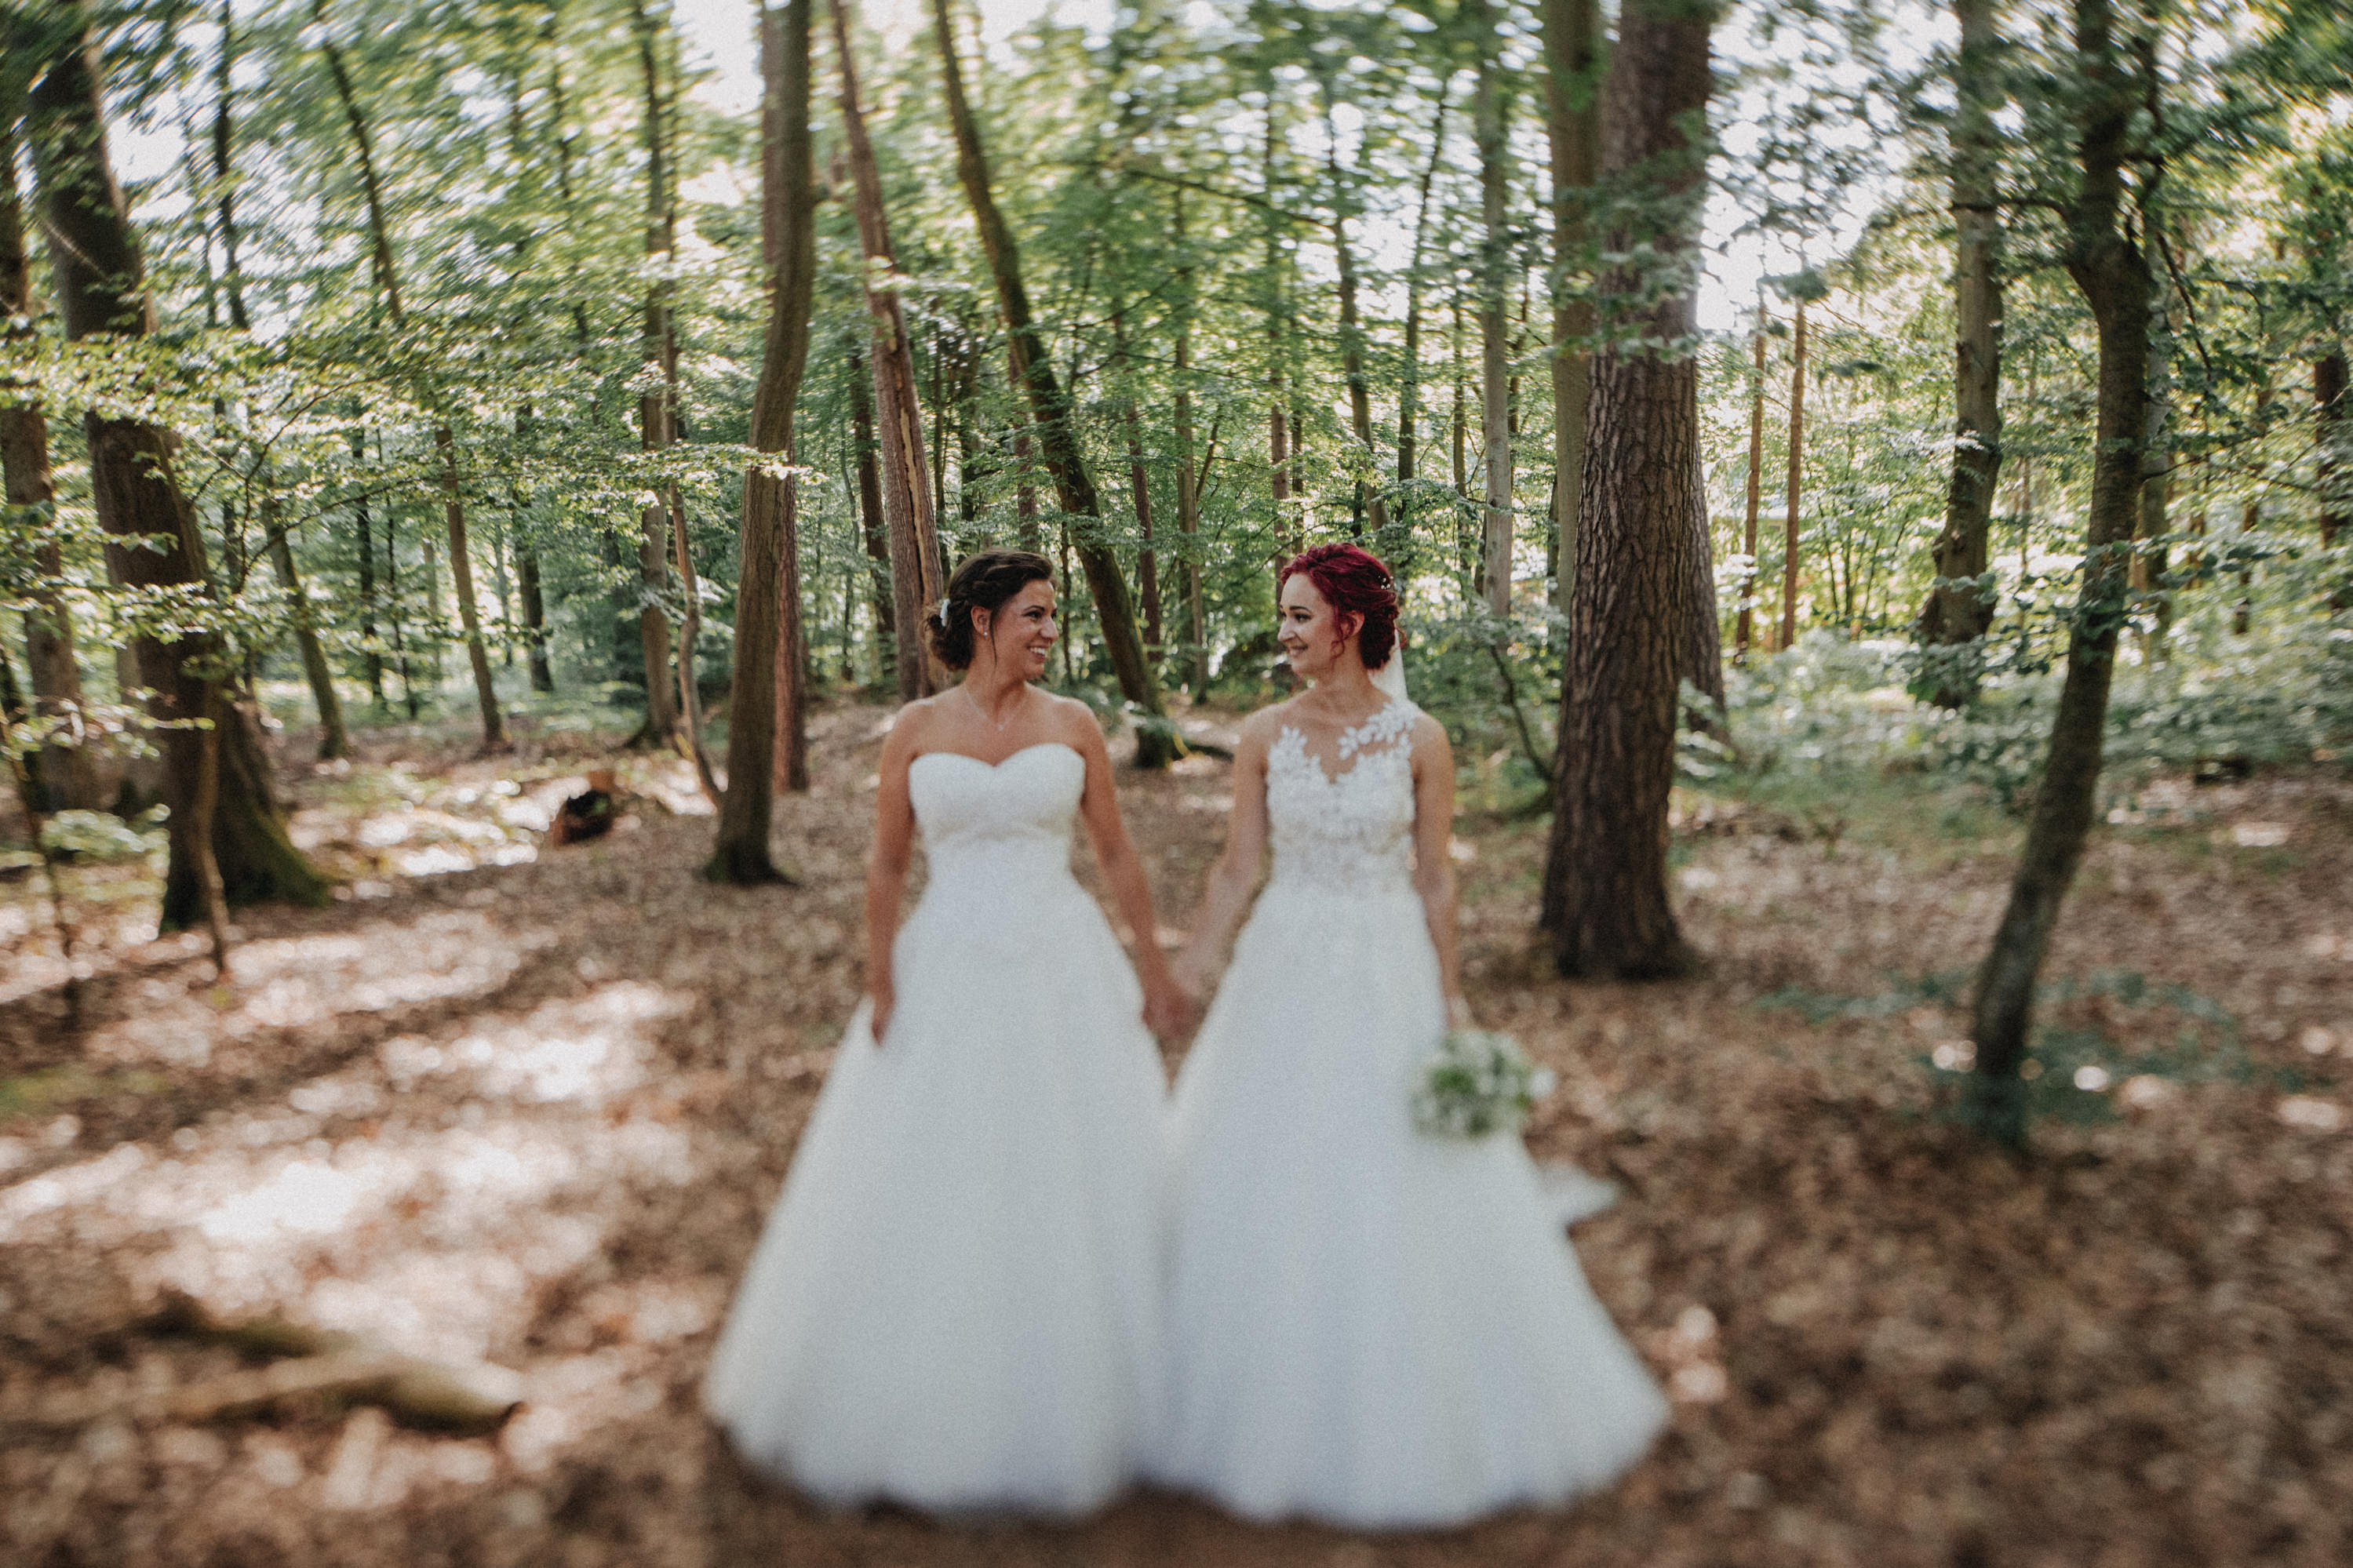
[1143,975,1198,1042]
[869,985,895,1046]
[1444,993,1474,1031]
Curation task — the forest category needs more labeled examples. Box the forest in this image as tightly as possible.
[1,0,2349,1562]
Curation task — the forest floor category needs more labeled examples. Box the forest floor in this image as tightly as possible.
[1,695,2349,1568]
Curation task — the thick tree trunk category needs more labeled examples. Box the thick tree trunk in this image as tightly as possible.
[930,0,1170,751]
[28,34,326,926]
[1779,297,1808,650]
[1542,0,1598,620]
[2,103,100,809]
[1474,3,1516,616]
[1736,322,1765,658]
[1537,0,1713,980]
[833,0,942,702]
[1918,0,2005,704]
[1965,0,2150,1148]
[709,0,814,882]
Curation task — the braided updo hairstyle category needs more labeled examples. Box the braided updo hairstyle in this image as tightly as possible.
[926,548,1057,671]
[1278,542,1401,669]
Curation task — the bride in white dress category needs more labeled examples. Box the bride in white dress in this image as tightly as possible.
[705,549,1186,1516]
[1153,543,1668,1528]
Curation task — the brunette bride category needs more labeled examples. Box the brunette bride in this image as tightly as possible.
[1152,542,1667,1527]
[704,548,1186,1515]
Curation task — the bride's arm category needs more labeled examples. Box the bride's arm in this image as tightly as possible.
[864,714,923,1042]
[1069,713,1187,1038]
[1172,716,1273,1000]
[1407,717,1470,1026]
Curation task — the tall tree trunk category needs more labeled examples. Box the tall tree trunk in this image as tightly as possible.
[1398,84,1450,499]
[709,0,814,882]
[318,3,504,748]
[628,0,681,747]
[1320,92,1390,539]
[1779,296,1808,650]
[1736,320,1766,659]
[0,89,100,809]
[1113,306,1164,648]
[833,0,942,700]
[27,31,326,927]
[1474,0,1515,615]
[847,341,896,686]
[1537,0,1714,979]
[1965,0,2151,1148]
[671,496,719,801]
[511,405,554,693]
[929,0,1171,753]
[1261,84,1292,557]
[2318,347,2348,551]
[1918,0,2005,704]
[1172,191,1207,694]
[351,427,384,706]
[1542,0,1599,621]
[264,503,349,759]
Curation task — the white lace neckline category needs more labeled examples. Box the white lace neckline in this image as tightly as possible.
[1276,698,1416,784]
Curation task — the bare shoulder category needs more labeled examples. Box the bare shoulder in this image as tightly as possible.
[1036,689,1109,752]
[1238,697,1303,744]
[1407,708,1453,762]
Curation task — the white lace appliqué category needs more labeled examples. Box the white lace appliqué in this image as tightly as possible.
[1266,700,1419,896]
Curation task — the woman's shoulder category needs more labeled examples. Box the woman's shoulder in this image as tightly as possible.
[1236,697,1306,748]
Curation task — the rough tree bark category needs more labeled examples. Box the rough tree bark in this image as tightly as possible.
[708,0,814,883]
[1917,0,2005,704]
[1965,0,2152,1148]
[929,0,1175,758]
[27,31,326,928]
[1537,0,1715,980]
[1473,0,1516,615]
[0,72,100,810]
[833,0,942,702]
[1542,0,1599,619]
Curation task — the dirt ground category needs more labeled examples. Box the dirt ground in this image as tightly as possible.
[2,698,2348,1568]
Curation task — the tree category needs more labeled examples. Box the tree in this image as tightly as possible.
[1539,0,1717,979]
[832,0,942,703]
[26,23,327,929]
[1916,0,2006,705]
[1734,316,1767,657]
[1965,0,2155,1148]
[626,0,683,749]
[1780,287,1810,650]
[1541,0,1599,620]
[709,0,815,885]
[929,0,1177,762]
[1473,0,1515,615]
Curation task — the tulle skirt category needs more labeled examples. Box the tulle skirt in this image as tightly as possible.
[703,866,1168,1516]
[1151,881,1668,1528]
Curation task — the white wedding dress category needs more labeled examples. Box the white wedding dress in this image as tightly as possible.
[1152,700,1668,1528]
[704,742,1167,1516]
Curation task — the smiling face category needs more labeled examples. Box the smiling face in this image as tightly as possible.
[972,578,1058,680]
[1277,573,1362,682]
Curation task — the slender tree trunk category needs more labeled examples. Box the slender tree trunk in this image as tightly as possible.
[1398,85,1450,497]
[1736,321,1766,659]
[1012,358,1040,550]
[1538,0,1714,979]
[1113,306,1164,649]
[1173,191,1207,694]
[1474,0,1516,615]
[847,342,896,686]
[28,32,326,926]
[319,4,504,748]
[628,0,682,747]
[833,0,942,700]
[930,0,1171,751]
[1965,0,2151,1148]
[1780,296,1808,650]
[1321,93,1390,539]
[351,433,384,704]
[511,406,554,693]
[2318,347,2348,551]
[1,98,99,809]
[709,0,814,882]
[1543,0,1599,620]
[1918,0,2005,704]
[671,495,719,801]
[264,503,349,759]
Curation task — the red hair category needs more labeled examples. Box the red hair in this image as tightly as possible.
[1280,543,1400,670]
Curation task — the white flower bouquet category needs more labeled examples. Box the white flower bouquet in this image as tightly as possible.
[1411,1028,1556,1138]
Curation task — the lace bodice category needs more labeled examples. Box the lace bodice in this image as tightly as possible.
[909,743,1083,886]
[1264,700,1420,897]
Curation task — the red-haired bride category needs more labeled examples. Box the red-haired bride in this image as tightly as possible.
[1153,543,1667,1527]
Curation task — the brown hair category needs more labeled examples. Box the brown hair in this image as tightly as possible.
[927,548,1057,671]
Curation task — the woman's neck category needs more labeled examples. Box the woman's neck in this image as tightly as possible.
[1305,663,1381,713]
[962,669,1029,714]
